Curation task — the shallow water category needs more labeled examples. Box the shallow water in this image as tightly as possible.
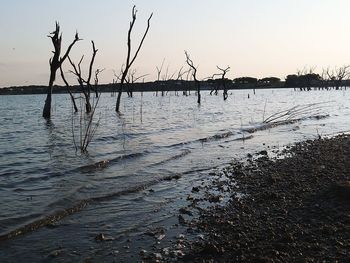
[1,89,350,261]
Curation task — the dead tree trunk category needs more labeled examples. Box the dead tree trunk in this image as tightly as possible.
[60,65,78,112]
[185,51,200,104]
[86,41,98,102]
[43,22,81,119]
[115,6,152,113]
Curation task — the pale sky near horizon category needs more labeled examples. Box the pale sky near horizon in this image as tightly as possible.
[1,0,350,87]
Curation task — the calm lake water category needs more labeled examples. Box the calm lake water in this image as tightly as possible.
[1,89,350,261]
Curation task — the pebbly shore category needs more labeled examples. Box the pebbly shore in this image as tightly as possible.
[163,134,350,262]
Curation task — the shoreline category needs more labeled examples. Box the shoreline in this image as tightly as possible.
[166,134,350,262]
[1,124,350,261]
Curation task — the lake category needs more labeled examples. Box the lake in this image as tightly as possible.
[1,88,350,261]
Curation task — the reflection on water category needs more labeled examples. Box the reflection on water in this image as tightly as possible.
[1,89,350,260]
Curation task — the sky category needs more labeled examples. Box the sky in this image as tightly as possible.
[1,0,350,87]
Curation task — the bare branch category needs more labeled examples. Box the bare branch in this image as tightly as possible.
[156,58,165,81]
[60,31,82,65]
[87,40,98,85]
[128,12,153,67]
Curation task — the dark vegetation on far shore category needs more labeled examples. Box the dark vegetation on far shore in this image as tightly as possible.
[2,77,350,96]
[0,80,282,95]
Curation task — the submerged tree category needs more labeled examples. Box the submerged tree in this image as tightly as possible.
[43,22,81,119]
[93,68,105,98]
[213,66,230,100]
[68,41,99,113]
[155,58,165,96]
[326,66,350,90]
[115,6,153,113]
[185,51,201,104]
[125,68,149,97]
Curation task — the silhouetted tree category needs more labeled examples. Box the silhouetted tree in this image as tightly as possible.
[234,77,258,84]
[285,74,299,87]
[68,41,98,113]
[155,58,165,96]
[43,22,81,118]
[93,68,105,97]
[185,51,200,104]
[326,66,349,90]
[115,6,153,113]
[285,69,321,90]
[214,66,230,100]
[259,77,281,84]
[125,68,149,97]
[174,66,190,96]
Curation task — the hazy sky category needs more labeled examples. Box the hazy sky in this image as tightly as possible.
[1,0,350,87]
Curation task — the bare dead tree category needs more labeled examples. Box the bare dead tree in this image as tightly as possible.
[185,51,200,104]
[217,66,230,100]
[208,74,219,96]
[326,66,350,90]
[156,59,165,80]
[125,68,149,97]
[68,41,98,113]
[155,58,165,96]
[59,65,78,112]
[208,66,230,100]
[176,66,190,81]
[297,66,317,91]
[43,22,81,119]
[115,6,153,113]
[173,66,190,96]
[183,67,192,96]
[162,66,176,96]
[93,68,105,97]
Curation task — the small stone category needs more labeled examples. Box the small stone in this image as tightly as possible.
[95,233,105,241]
[172,250,185,258]
[48,249,61,258]
[178,234,185,239]
[208,195,223,203]
[178,215,186,224]
[154,253,162,260]
[94,233,114,242]
[162,247,170,256]
[187,194,194,200]
[179,207,193,216]
[156,234,165,240]
[192,186,200,192]
[259,150,268,155]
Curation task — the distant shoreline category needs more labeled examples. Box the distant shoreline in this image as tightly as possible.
[0,81,288,95]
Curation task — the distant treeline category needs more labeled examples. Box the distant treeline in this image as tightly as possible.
[2,75,350,95]
[0,78,285,95]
